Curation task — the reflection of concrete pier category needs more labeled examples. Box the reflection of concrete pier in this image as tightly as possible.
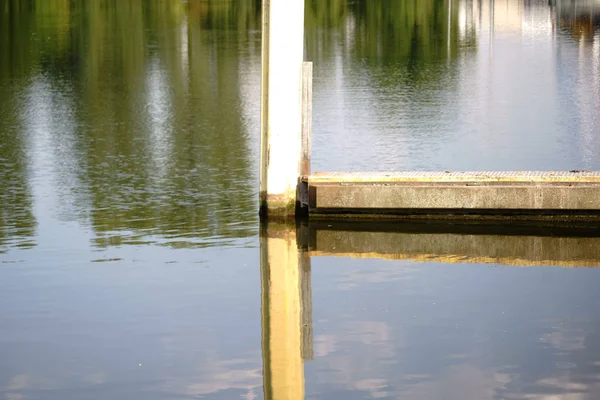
[260,221,600,397]
[260,224,312,400]
[307,221,600,267]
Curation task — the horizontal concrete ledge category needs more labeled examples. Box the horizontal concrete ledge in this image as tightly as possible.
[307,171,600,215]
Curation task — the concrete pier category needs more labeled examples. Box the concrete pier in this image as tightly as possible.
[256,2,599,219]
[259,0,306,218]
[256,0,599,220]
[306,171,600,218]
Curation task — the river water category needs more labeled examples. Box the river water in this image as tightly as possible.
[1,0,600,399]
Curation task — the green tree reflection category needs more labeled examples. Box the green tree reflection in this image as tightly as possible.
[0,0,485,250]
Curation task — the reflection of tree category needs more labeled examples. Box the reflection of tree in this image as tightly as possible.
[553,0,600,41]
[305,0,465,66]
[0,0,477,249]
[306,0,350,29]
[0,1,38,252]
[305,0,351,57]
[351,0,459,63]
[69,1,259,247]
[0,0,37,79]
[0,1,260,249]
[188,0,260,32]
[0,95,37,253]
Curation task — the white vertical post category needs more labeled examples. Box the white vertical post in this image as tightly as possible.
[260,0,306,218]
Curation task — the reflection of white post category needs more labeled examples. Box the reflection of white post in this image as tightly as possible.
[260,224,311,400]
[260,0,306,218]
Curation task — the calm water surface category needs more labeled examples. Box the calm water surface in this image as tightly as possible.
[1,0,600,399]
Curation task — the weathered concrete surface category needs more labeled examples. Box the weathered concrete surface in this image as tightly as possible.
[308,171,600,216]
[260,192,297,219]
[309,228,600,267]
